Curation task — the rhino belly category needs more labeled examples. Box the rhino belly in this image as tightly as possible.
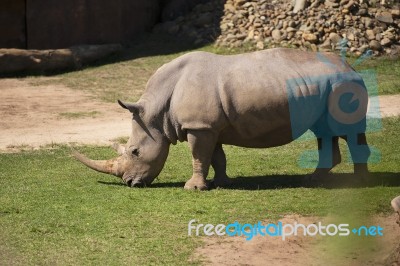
[217,108,301,148]
[218,124,294,148]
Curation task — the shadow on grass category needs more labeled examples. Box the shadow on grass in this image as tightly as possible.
[229,172,400,190]
[98,172,400,190]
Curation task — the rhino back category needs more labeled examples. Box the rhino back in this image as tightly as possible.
[152,49,358,147]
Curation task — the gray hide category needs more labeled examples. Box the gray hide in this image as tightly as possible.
[74,48,370,189]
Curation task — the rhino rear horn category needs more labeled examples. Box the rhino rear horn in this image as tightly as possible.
[73,150,126,177]
[118,100,143,116]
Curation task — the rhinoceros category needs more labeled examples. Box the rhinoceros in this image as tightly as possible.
[74,48,370,190]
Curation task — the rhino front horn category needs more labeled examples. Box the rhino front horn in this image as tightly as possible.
[73,150,126,177]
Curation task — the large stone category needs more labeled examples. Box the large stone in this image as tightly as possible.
[329,32,341,44]
[369,40,382,51]
[357,8,368,16]
[375,12,393,24]
[364,17,373,28]
[220,23,229,32]
[272,29,282,41]
[319,39,332,50]
[302,33,318,43]
[391,9,400,18]
[224,3,235,13]
[325,0,339,8]
[256,41,264,49]
[366,29,375,40]
[247,29,255,39]
[380,38,391,46]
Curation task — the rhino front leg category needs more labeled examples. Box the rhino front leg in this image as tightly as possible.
[211,144,233,187]
[184,130,217,190]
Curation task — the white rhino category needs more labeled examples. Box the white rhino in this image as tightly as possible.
[74,48,371,190]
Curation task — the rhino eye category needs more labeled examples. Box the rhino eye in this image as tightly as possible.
[131,148,139,156]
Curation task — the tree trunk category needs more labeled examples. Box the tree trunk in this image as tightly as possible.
[0,44,122,74]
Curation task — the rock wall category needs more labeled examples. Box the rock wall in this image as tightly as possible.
[217,0,400,55]
[156,0,400,56]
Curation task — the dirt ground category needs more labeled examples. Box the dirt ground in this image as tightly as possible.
[0,78,130,151]
[0,78,399,265]
[193,214,400,266]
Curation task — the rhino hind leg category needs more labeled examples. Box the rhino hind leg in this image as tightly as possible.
[341,133,370,177]
[308,136,342,180]
[210,144,233,188]
[184,130,217,190]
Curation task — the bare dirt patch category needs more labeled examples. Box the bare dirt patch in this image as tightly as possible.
[0,78,130,151]
[192,214,400,266]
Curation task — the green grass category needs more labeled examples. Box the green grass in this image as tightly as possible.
[58,111,101,119]
[2,33,399,264]
[25,34,400,104]
[351,56,400,95]
[1,117,399,265]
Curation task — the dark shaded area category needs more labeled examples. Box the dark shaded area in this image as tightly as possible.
[229,172,400,190]
[98,172,400,190]
[0,0,226,77]
[26,0,160,49]
[0,0,223,49]
[159,0,210,22]
[0,0,159,49]
[0,0,26,48]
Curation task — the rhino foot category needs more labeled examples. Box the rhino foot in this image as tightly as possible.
[184,175,208,190]
[306,168,331,181]
[211,175,233,188]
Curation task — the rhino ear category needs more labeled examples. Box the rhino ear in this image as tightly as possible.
[118,100,143,116]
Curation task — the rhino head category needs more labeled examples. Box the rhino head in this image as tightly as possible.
[73,100,170,187]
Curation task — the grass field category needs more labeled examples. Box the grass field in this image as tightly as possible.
[2,34,399,264]
[1,116,399,265]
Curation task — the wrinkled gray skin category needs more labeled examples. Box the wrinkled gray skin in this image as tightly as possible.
[74,48,370,190]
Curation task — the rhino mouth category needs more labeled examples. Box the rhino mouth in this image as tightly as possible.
[123,173,148,188]
[124,177,146,187]
[126,178,144,187]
